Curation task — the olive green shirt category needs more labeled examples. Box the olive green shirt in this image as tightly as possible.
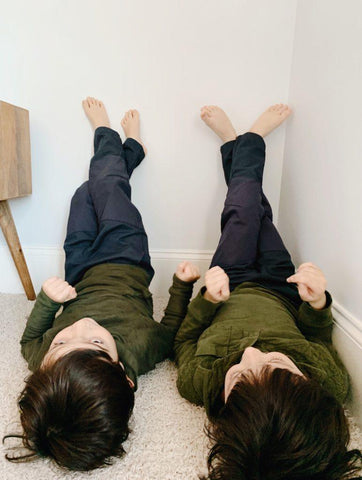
[21,264,193,389]
[173,281,349,418]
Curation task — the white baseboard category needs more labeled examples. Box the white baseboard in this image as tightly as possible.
[332,301,362,348]
[148,249,213,297]
[1,244,361,424]
[332,301,362,426]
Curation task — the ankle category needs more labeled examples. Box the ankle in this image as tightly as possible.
[221,133,237,143]
[248,128,264,138]
[93,122,111,130]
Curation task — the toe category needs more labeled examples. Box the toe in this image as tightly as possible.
[283,106,292,116]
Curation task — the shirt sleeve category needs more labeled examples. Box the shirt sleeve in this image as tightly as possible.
[20,289,61,365]
[297,291,350,402]
[173,289,223,408]
[159,274,196,335]
[296,291,334,343]
[174,287,221,364]
[141,275,197,366]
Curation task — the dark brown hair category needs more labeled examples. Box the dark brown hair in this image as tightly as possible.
[203,367,362,480]
[4,349,135,471]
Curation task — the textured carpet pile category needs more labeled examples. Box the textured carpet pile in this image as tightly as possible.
[0,293,361,480]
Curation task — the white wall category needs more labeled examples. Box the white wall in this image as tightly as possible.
[0,0,297,293]
[278,0,362,422]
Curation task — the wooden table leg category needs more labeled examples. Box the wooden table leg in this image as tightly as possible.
[0,200,36,300]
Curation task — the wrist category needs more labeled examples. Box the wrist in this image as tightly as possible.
[40,288,62,305]
[176,276,195,283]
[42,290,57,303]
[309,293,327,310]
[173,274,196,286]
[203,289,219,304]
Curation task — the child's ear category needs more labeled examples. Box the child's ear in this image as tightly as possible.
[119,361,135,389]
[126,375,135,389]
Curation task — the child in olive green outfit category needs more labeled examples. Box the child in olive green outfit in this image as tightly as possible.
[171,105,361,480]
[8,98,195,472]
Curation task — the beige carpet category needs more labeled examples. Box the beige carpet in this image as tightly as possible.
[1,293,361,480]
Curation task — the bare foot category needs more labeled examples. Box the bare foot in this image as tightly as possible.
[200,106,237,143]
[249,104,292,138]
[121,109,147,156]
[82,97,110,130]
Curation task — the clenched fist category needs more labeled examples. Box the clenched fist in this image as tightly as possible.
[42,277,77,304]
[287,262,327,309]
[203,266,230,303]
[176,261,201,283]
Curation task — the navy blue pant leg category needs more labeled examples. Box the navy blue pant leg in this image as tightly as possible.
[122,137,145,178]
[64,127,153,286]
[210,133,266,278]
[64,181,98,283]
[211,133,300,307]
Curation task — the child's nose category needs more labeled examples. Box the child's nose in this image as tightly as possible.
[243,346,265,362]
[70,319,90,335]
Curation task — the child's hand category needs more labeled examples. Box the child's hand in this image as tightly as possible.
[176,261,201,283]
[287,263,327,309]
[42,277,77,304]
[204,266,230,303]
